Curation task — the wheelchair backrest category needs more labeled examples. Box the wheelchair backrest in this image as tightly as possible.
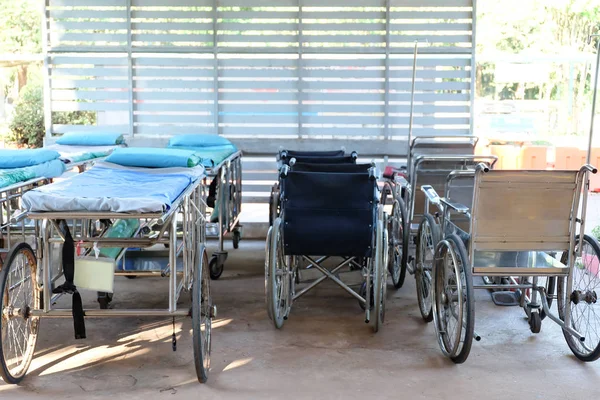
[470,169,583,254]
[408,136,477,176]
[281,170,376,257]
[291,163,372,173]
[411,156,496,225]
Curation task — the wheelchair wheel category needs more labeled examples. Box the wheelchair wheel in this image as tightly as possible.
[192,244,212,383]
[388,199,409,289]
[373,219,388,332]
[267,218,290,329]
[0,243,40,384]
[432,234,474,364]
[557,234,600,361]
[265,225,274,321]
[415,213,440,323]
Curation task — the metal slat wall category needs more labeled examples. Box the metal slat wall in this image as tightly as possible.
[44,0,475,204]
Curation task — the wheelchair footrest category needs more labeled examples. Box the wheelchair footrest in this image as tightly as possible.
[491,291,520,307]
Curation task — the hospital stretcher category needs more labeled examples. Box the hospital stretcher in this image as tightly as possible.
[1,153,214,384]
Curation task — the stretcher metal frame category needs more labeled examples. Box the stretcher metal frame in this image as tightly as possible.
[0,156,108,260]
[0,175,214,384]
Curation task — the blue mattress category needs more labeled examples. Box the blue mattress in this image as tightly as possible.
[167,144,238,169]
[0,159,66,190]
[22,162,205,213]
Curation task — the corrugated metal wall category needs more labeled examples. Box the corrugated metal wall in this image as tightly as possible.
[44,0,475,204]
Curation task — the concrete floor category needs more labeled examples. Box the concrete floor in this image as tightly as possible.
[2,239,600,400]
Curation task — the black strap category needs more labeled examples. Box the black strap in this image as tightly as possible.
[207,177,219,208]
[53,220,86,339]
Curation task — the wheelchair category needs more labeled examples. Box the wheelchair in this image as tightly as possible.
[421,163,600,363]
[266,152,388,332]
[381,136,497,300]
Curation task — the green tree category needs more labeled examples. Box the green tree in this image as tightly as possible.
[0,0,41,91]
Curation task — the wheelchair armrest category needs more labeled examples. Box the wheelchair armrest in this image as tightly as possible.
[439,198,470,215]
[421,185,441,205]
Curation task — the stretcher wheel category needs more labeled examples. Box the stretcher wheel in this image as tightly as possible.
[97,292,113,309]
[432,234,474,364]
[209,256,223,280]
[388,199,409,289]
[558,234,600,361]
[0,243,40,384]
[266,218,290,329]
[528,311,542,334]
[373,219,388,333]
[232,229,241,249]
[415,214,440,323]
[192,244,212,383]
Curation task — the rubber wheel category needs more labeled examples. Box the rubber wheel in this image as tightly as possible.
[415,214,441,323]
[209,256,223,280]
[232,230,240,250]
[388,198,409,289]
[125,275,137,280]
[373,220,388,333]
[433,234,474,364]
[519,276,555,320]
[0,243,40,384]
[97,292,113,309]
[192,244,212,383]
[528,311,542,334]
[267,219,289,329]
[358,281,374,312]
[558,234,600,361]
[265,226,274,321]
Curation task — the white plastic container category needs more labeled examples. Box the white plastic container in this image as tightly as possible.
[74,256,116,293]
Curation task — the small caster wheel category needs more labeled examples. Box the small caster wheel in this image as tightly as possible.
[98,292,113,309]
[528,311,542,334]
[209,256,224,280]
[125,275,137,280]
[358,282,374,311]
[232,230,241,249]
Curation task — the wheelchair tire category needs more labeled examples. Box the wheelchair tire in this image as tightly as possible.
[267,219,289,329]
[373,219,388,333]
[388,198,409,289]
[558,234,600,362]
[432,234,474,364]
[0,243,40,384]
[415,214,440,323]
[265,226,274,321]
[192,244,211,383]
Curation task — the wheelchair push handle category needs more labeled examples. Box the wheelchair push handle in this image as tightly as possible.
[581,164,598,174]
[280,164,290,179]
